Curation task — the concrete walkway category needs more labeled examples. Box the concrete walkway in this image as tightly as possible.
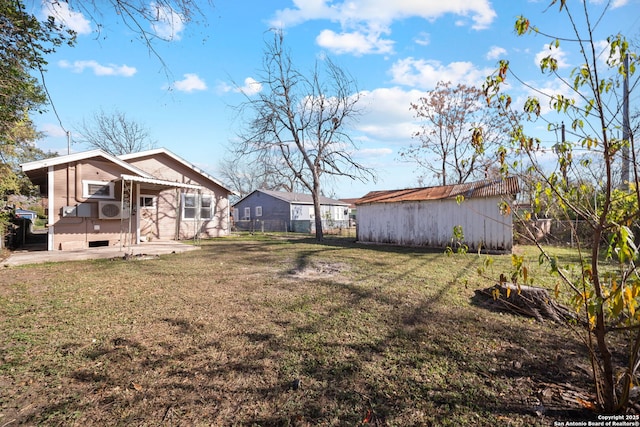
[1,240,201,267]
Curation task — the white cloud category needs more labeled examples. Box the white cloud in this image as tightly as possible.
[486,46,507,60]
[150,2,185,40]
[58,60,137,77]
[389,57,492,89]
[316,29,394,55]
[414,32,430,46]
[237,77,262,95]
[217,77,262,95]
[270,0,496,55]
[39,123,68,138]
[534,43,570,69]
[355,86,423,142]
[271,0,496,30]
[41,1,91,35]
[172,74,207,92]
[357,147,393,157]
[611,0,628,8]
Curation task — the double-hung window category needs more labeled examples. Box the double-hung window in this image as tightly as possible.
[201,195,213,220]
[182,193,214,220]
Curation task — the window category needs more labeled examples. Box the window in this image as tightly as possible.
[139,195,156,208]
[255,206,262,217]
[182,193,214,220]
[244,207,250,220]
[83,180,114,199]
[201,195,213,220]
[233,208,239,221]
[182,194,197,219]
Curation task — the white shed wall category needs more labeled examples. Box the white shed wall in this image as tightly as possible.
[357,197,513,252]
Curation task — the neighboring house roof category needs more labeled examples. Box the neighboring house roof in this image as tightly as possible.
[339,198,361,208]
[234,189,349,207]
[356,177,520,205]
[118,148,235,194]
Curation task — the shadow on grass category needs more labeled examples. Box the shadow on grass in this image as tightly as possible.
[20,237,596,426]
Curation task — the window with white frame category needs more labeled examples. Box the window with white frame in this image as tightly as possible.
[181,193,214,220]
[139,195,156,209]
[233,208,239,221]
[183,193,197,219]
[244,207,250,220]
[201,195,213,220]
[83,180,114,199]
[255,206,262,217]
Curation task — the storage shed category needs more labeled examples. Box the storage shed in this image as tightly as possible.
[356,177,519,253]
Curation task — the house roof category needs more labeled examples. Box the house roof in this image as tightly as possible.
[20,149,156,190]
[21,149,154,178]
[236,189,349,206]
[356,177,520,205]
[118,148,235,194]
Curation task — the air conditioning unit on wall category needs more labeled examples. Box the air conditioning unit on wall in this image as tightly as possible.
[99,201,130,220]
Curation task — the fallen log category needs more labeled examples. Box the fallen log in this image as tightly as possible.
[473,284,577,323]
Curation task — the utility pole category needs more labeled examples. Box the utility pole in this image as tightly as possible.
[621,53,630,190]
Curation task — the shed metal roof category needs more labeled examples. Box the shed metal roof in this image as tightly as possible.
[356,177,520,205]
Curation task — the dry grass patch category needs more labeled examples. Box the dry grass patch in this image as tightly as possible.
[0,235,611,426]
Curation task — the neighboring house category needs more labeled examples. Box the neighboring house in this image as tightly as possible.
[356,177,520,253]
[232,189,349,233]
[20,148,234,251]
[339,198,360,227]
[14,208,37,221]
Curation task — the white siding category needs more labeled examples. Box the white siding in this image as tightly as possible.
[357,196,513,252]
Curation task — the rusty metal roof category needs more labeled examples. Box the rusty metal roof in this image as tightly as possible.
[356,176,520,205]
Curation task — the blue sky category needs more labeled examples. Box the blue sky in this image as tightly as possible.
[27,0,639,198]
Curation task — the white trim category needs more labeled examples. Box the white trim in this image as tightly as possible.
[118,149,234,193]
[139,194,157,209]
[47,166,54,251]
[120,174,202,190]
[21,149,154,178]
[83,180,115,199]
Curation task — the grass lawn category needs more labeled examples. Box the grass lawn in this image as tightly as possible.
[0,234,612,425]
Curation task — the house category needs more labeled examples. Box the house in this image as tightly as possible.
[232,189,350,233]
[14,208,38,221]
[356,177,520,253]
[339,198,360,227]
[20,148,234,251]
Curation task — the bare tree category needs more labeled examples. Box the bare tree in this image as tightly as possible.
[75,109,156,155]
[234,31,375,240]
[217,152,300,204]
[400,81,515,186]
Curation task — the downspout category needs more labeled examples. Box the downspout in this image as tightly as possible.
[119,179,125,251]
[175,188,181,240]
[47,166,55,251]
[75,162,83,201]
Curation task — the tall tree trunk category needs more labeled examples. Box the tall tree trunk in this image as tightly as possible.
[312,179,323,241]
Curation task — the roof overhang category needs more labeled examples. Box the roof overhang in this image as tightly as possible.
[119,174,203,190]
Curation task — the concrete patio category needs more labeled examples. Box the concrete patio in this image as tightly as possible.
[1,240,201,267]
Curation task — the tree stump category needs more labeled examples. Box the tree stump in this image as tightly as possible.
[473,284,576,323]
